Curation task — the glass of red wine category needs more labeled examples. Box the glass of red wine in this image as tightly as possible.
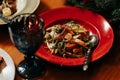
[8,13,45,79]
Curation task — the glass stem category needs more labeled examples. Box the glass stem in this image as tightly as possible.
[24,54,35,67]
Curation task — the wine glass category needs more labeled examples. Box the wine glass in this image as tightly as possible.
[8,13,45,79]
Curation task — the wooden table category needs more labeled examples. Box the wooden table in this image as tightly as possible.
[1,0,120,80]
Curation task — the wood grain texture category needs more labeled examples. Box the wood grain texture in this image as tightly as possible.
[0,0,120,80]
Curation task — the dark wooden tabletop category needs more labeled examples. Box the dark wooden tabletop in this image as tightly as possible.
[0,0,120,80]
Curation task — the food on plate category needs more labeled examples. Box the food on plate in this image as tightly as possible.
[0,0,16,17]
[0,56,3,62]
[0,56,6,73]
[44,21,92,58]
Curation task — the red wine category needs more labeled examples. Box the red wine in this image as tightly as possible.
[9,13,44,55]
[12,30,44,55]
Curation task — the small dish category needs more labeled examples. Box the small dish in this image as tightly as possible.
[0,0,40,25]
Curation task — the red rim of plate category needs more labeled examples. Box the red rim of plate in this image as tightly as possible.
[36,6,114,66]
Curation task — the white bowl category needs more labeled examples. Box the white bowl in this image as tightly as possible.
[0,0,40,25]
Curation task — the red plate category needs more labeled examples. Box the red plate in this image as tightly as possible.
[36,6,114,66]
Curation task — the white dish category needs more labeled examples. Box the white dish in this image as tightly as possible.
[0,48,15,80]
[0,0,40,25]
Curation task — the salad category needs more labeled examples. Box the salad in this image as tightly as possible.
[44,21,91,58]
